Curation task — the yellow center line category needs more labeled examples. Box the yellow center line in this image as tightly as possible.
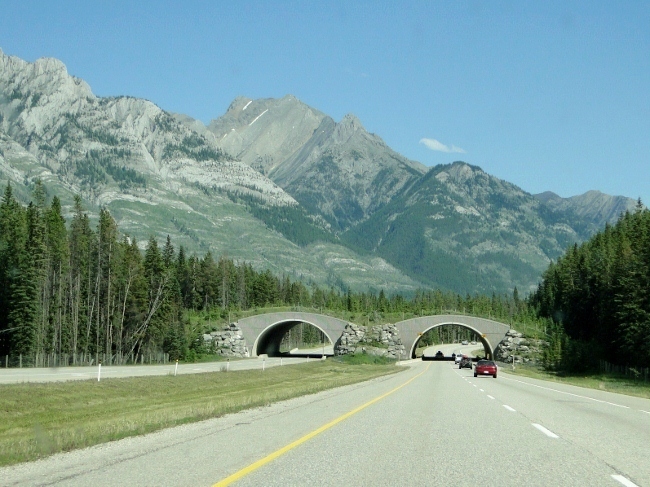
[212,364,429,486]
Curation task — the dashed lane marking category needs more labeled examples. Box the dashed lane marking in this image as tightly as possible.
[532,423,559,438]
[502,377,630,409]
[487,395,495,400]
[503,405,516,412]
[612,474,640,487]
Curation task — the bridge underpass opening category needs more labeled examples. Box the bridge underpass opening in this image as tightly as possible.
[254,320,334,357]
[414,324,493,360]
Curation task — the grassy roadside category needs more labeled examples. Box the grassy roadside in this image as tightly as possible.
[0,359,401,467]
[500,363,650,399]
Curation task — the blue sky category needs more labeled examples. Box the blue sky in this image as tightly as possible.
[1,1,648,202]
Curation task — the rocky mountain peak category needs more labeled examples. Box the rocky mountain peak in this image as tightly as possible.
[333,113,363,144]
[32,56,68,76]
[534,191,562,204]
[225,96,254,114]
[435,161,485,185]
[534,189,638,226]
[2,49,640,296]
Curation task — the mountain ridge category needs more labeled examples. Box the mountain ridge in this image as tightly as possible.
[0,49,639,294]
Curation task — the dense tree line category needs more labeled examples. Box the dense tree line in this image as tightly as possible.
[0,182,541,364]
[531,202,650,370]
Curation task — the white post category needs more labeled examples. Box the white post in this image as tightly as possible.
[262,357,265,372]
[98,361,101,382]
[280,357,283,366]
[174,359,178,376]
[227,358,230,372]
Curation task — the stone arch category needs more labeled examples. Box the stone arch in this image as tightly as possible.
[394,315,510,359]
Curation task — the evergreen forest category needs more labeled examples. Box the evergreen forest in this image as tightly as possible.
[0,182,543,366]
[1,182,648,372]
[532,201,650,371]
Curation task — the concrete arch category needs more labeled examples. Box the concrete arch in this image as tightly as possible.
[394,315,510,359]
[237,312,349,357]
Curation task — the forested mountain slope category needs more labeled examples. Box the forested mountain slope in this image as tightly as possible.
[534,190,637,227]
[0,49,419,293]
[207,96,427,231]
[343,162,607,293]
[0,49,638,294]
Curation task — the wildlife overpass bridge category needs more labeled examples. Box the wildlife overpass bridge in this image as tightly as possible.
[237,312,510,359]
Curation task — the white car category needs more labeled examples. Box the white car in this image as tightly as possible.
[454,353,463,364]
[461,340,469,345]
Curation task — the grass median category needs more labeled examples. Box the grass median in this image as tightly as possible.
[0,358,401,466]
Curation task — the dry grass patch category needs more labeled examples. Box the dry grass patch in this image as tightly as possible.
[0,361,400,466]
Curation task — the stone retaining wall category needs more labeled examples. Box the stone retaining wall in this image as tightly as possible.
[336,323,405,359]
[494,329,546,365]
[202,323,249,357]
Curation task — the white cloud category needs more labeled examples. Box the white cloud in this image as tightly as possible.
[420,138,466,154]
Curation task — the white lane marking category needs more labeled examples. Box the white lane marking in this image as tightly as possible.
[640,410,650,415]
[473,384,477,388]
[503,405,516,412]
[242,100,252,110]
[502,377,630,409]
[249,109,268,126]
[479,389,484,392]
[532,423,559,438]
[487,395,495,400]
[612,474,640,487]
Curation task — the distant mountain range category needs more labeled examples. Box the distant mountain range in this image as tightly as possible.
[0,49,639,294]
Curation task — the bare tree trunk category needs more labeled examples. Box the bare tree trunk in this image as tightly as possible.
[119,272,134,357]
[105,241,112,361]
[127,273,169,358]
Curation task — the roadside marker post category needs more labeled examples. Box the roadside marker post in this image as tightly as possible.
[262,357,265,372]
[97,361,101,382]
[227,358,230,372]
[174,359,178,376]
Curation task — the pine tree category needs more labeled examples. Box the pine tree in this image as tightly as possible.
[46,196,70,357]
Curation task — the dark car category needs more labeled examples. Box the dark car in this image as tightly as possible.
[459,356,472,369]
[474,359,498,378]
[435,350,444,360]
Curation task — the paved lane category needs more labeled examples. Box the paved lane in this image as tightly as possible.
[1,361,648,486]
[0,357,312,384]
[455,365,650,486]
[233,362,638,487]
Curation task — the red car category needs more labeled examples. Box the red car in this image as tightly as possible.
[474,359,497,378]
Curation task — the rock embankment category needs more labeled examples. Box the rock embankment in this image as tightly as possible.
[494,329,546,365]
[336,323,405,359]
[202,323,249,357]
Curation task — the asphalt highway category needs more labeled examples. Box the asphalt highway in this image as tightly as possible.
[0,356,313,384]
[2,360,648,486]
